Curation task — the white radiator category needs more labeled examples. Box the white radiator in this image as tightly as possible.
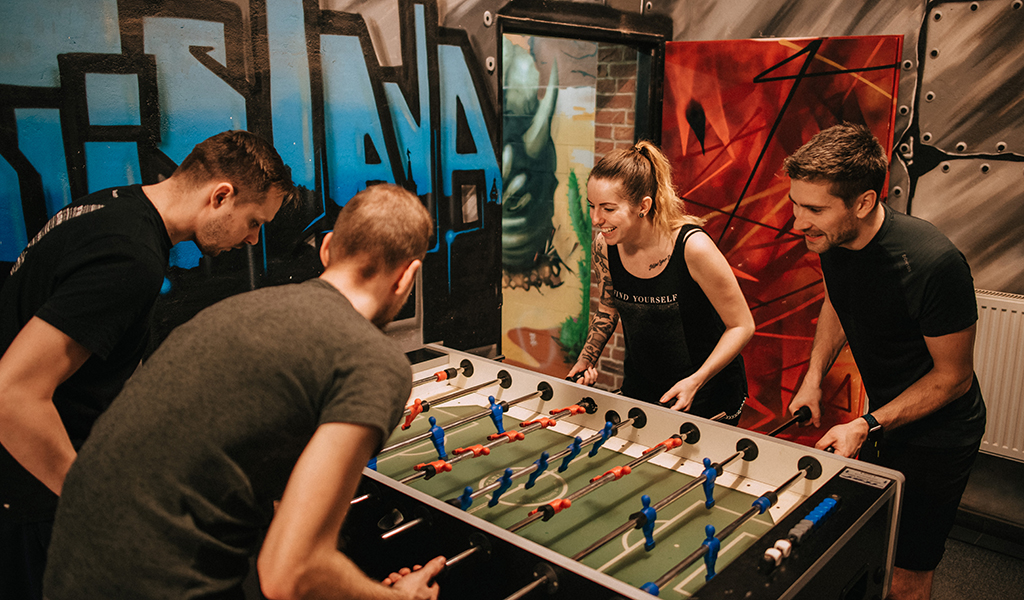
[975,289,1024,463]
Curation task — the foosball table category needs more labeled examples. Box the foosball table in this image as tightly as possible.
[342,344,903,599]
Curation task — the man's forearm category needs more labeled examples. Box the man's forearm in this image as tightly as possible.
[872,369,972,431]
[0,395,76,495]
[801,297,847,389]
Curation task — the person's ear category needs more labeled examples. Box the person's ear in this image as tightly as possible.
[319,232,333,268]
[394,259,421,297]
[211,182,235,207]
[640,195,653,216]
[854,190,877,219]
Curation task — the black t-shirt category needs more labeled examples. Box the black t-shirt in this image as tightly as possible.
[608,225,747,416]
[821,204,986,446]
[0,185,171,522]
[45,279,411,599]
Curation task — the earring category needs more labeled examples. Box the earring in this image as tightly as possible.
[638,212,645,218]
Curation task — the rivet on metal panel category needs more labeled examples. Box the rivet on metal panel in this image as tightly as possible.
[1015,0,1022,10]
[971,2,979,11]
[933,11,942,20]
[483,11,493,27]
[899,105,910,116]
[981,164,991,174]
[893,186,903,197]
[899,143,910,154]
[925,91,936,102]
[941,162,951,173]
[902,60,914,70]
[930,49,939,58]
[955,142,967,152]
[922,132,933,142]
[997,142,1007,152]
[486,56,496,73]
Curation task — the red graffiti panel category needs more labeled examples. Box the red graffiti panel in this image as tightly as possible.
[661,36,901,444]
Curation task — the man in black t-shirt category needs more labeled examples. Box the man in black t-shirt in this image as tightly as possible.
[46,184,445,600]
[785,124,985,600]
[0,130,295,599]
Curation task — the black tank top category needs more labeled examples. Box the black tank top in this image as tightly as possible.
[607,225,746,418]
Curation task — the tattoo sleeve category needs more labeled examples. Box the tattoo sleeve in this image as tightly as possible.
[579,237,619,366]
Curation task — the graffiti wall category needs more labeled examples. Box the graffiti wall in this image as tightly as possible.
[0,0,501,352]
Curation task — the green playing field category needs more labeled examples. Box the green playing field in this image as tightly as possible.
[376,404,775,598]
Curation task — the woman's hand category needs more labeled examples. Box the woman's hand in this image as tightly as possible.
[566,361,599,386]
[658,376,702,412]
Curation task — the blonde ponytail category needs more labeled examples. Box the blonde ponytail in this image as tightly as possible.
[590,141,703,236]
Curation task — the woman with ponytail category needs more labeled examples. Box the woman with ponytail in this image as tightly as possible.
[567,141,754,425]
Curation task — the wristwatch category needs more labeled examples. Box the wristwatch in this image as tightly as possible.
[861,413,883,440]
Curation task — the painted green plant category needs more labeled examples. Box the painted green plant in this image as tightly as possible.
[558,168,591,362]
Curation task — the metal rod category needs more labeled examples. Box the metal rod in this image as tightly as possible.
[382,390,541,455]
[402,377,501,416]
[380,517,425,540]
[650,464,812,589]
[502,576,548,600]
[563,443,669,504]
[767,406,811,437]
[466,417,636,501]
[444,545,480,570]
[399,469,428,485]
[652,450,743,512]
[508,435,678,533]
[571,449,744,561]
[411,368,454,388]
[400,399,595,486]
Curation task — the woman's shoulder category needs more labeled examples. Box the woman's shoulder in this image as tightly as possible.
[674,223,709,248]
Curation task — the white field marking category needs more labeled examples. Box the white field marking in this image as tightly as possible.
[597,500,705,573]
[467,471,570,514]
[667,531,760,598]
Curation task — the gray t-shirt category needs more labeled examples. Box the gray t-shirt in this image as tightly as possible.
[45,278,410,599]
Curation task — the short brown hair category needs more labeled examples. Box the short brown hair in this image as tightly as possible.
[328,184,433,279]
[783,123,889,207]
[590,141,703,234]
[174,130,297,207]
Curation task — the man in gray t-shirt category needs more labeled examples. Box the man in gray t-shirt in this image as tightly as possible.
[45,184,445,600]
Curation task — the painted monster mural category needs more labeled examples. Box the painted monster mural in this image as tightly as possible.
[0,0,500,351]
[500,37,560,291]
[499,34,605,378]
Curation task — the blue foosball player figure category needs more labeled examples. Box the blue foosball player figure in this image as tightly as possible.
[701,457,718,509]
[703,524,720,581]
[487,395,505,434]
[458,486,474,511]
[489,468,515,507]
[639,494,657,551]
[428,416,447,460]
[589,421,614,457]
[559,436,583,472]
[526,451,549,489]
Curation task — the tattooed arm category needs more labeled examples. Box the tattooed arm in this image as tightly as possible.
[567,235,619,386]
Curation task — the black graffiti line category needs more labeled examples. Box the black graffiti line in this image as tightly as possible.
[190,46,251,97]
[717,38,824,245]
[754,62,900,83]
